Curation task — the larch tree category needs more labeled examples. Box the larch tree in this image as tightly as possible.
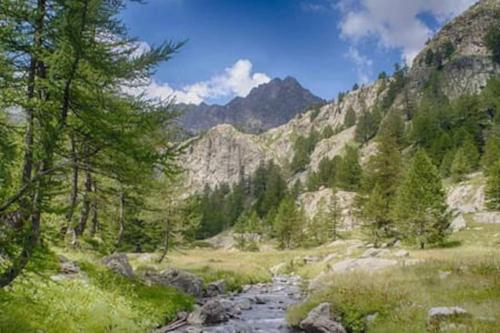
[392,150,450,249]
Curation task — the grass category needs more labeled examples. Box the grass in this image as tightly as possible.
[0,248,193,333]
[286,223,500,333]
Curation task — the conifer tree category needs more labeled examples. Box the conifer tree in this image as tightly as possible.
[485,161,500,210]
[336,145,362,191]
[328,189,342,241]
[361,184,387,247]
[274,196,305,249]
[344,107,357,128]
[451,147,470,182]
[308,199,330,246]
[392,150,449,249]
[359,136,401,244]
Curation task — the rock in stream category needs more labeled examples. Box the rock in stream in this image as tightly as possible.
[163,275,302,333]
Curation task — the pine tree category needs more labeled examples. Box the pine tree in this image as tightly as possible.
[274,196,305,249]
[328,189,342,241]
[378,110,405,146]
[308,199,330,246]
[359,136,401,244]
[392,150,449,249]
[451,147,472,182]
[344,107,357,128]
[361,185,387,247]
[482,122,500,175]
[336,146,362,191]
[485,161,500,210]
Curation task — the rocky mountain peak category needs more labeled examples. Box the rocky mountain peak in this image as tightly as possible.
[178,76,324,134]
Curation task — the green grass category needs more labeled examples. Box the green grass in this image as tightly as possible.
[286,224,500,333]
[0,249,193,333]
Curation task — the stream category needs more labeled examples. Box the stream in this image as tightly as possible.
[169,275,303,333]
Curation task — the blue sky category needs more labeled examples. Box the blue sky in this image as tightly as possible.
[120,0,476,105]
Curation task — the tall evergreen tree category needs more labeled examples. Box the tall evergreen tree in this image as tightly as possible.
[392,151,449,249]
[274,196,305,249]
[336,145,362,191]
[344,107,357,128]
[485,161,500,210]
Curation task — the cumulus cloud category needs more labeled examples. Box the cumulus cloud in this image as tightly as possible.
[337,0,477,64]
[345,46,373,83]
[129,59,270,105]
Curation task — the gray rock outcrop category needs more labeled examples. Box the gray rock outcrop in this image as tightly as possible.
[101,253,134,278]
[144,268,203,297]
[299,303,347,333]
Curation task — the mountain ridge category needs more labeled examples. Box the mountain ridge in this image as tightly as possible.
[177,76,324,134]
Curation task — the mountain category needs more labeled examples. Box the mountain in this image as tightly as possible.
[181,0,500,194]
[177,76,324,134]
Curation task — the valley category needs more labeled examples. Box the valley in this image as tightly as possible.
[1,0,500,332]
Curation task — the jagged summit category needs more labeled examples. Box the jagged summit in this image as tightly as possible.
[177,76,324,134]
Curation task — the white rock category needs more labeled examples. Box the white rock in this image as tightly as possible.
[450,215,467,232]
[331,258,397,273]
[473,212,500,224]
[394,250,409,258]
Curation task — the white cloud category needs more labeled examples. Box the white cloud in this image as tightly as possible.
[345,46,373,83]
[337,0,477,67]
[128,59,270,105]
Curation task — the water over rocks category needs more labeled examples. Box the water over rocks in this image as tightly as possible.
[160,275,303,333]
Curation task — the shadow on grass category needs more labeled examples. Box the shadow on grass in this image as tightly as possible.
[436,240,462,248]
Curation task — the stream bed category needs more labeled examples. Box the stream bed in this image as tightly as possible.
[169,275,303,333]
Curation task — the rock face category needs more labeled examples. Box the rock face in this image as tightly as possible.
[144,268,203,297]
[101,253,134,278]
[299,188,358,230]
[178,76,324,134]
[181,79,388,193]
[299,303,347,333]
[180,124,274,193]
[410,0,500,100]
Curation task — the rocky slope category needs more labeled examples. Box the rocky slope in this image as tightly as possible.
[178,76,324,134]
[180,0,500,194]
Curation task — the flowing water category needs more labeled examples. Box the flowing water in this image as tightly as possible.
[170,275,303,333]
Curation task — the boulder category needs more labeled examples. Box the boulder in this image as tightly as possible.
[331,258,397,273]
[205,279,226,297]
[59,255,80,274]
[145,268,203,297]
[237,297,253,310]
[188,299,229,325]
[360,248,388,258]
[299,303,347,333]
[394,250,409,258]
[101,253,134,278]
[473,212,500,224]
[450,215,467,232]
[427,306,470,331]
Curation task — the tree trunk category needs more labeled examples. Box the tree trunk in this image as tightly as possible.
[0,163,43,288]
[75,168,92,236]
[90,181,99,236]
[116,190,125,247]
[158,213,171,263]
[63,135,79,236]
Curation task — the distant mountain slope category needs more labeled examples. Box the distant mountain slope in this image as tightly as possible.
[177,76,324,134]
[181,0,500,194]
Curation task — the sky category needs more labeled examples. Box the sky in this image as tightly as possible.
[120,0,477,105]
